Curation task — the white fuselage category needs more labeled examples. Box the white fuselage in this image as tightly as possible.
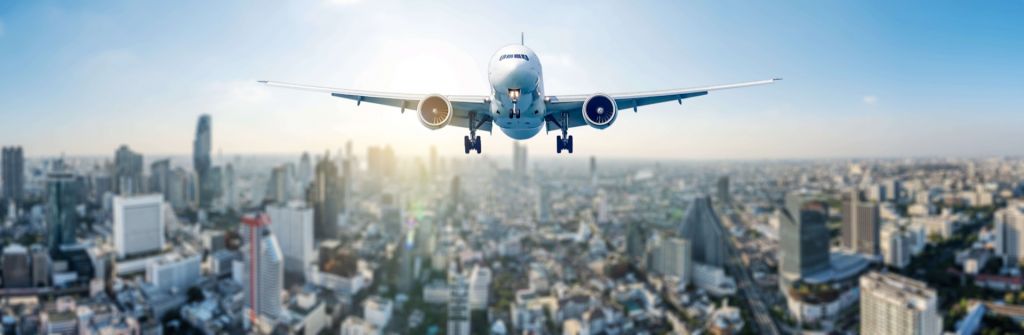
[487,45,545,139]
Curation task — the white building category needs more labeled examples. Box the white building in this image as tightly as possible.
[880,224,912,269]
[146,253,201,292]
[362,296,393,330]
[995,201,1024,267]
[469,265,492,310]
[448,263,471,335]
[340,316,380,335]
[649,236,692,285]
[267,201,316,276]
[246,229,284,321]
[113,194,165,259]
[692,263,736,296]
[860,271,942,335]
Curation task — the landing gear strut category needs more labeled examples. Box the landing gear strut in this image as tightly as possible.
[464,112,483,154]
[555,111,573,154]
[509,89,522,119]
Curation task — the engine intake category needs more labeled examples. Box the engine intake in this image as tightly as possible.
[582,94,617,129]
[417,95,453,130]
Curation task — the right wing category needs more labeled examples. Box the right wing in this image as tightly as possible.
[258,81,494,131]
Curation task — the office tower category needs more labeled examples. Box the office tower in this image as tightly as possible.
[245,228,284,321]
[449,176,461,215]
[31,245,51,287]
[589,156,597,186]
[46,172,80,252]
[209,165,223,205]
[298,152,313,186]
[717,176,729,204]
[679,196,726,267]
[468,265,492,310]
[266,202,316,276]
[649,236,692,283]
[2,146,25,204]
[224,163,237,211]
[308,153,343,240]
[447,262,471,335]
[113,194,165,259]
[860,271,942,335]
[167,167,191,210]
[512,142,528,177]
[626,222,648,265]
[779,194,830,282]
[536,185,550,223]
[194,114,213,209]
[146,254,201,292]
[149,159,171,199]
[266,165,289,203]
[366,145,397,178]
[841,190,880,255]
[363,296,393,329]
[381,194,402,240]
[2,244,31,288]
[994,201,1024,266]
[114,145,144,195]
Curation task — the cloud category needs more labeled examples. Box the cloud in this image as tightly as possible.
[862,95,878,105]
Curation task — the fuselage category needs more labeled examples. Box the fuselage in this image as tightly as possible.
[487,45,545,139]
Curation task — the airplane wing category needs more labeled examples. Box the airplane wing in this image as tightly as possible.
[543,78,780,131]
[258,81,494,132]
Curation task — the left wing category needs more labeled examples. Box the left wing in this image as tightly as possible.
[543,78,780,131]
[258,81,494,131]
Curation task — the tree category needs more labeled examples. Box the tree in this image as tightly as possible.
[1005,292,1015,305]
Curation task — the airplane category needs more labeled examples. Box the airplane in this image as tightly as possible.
[259,38,779,154]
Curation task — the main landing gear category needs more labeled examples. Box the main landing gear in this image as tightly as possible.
[551,111,573,154]
[464,112,485,154]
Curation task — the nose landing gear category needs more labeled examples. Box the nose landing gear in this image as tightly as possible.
[509,89,522,119]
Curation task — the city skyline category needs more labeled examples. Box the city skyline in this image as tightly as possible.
[2,1,1024,158]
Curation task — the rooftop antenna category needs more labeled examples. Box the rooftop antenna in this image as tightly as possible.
[521,32,524,46]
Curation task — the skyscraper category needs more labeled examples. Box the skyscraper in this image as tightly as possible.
[626,222,648,265]
[841,189,880,255]
[149,159,171,200]
[245,227,284,322]
[46,172,80,253]
[298,152,313,186]
[779,194,830,282]
[113,194,165,259]
[512,142,527,177]
[266,202,316,276]
[114,145,144,195]
[447,261,470,335]
[717,176,730,204]
[193,114,213,209]
[649,235,692,283]
[308,153,343,240]
[994,201,1024,266]
[2,146,25,204]
[679,196,726,267]
[2,244,31,288]
[860,271,942,335]
[589,156,597,186]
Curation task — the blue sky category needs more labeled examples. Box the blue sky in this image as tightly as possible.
[1,1,1022,159]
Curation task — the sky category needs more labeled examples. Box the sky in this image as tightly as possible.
[1,0,1023,160]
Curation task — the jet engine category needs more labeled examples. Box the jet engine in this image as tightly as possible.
[417,95,453,130]
[582,94,617,129]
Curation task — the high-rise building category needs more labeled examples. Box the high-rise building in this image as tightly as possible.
[149,159,171,199]
[193,114,213,209]
[266,165,290,203]
[717,176,730,204]
[146,254,201,292]
[447,262,471,335]
[2,146,25,204]
[2,244,31,288]
[429,146,438,176]
[626,222,648,265]
[308,153,343,240]
[589,156,597,186]
[113,194,165,259]
[841,190,880,255]
[167,167,191,210]
[31,245,51,287]
[298,152,313,186]
[114,145,144,195]
[46,172,80,253]
[649,235,692,284]
[366,145,396,178]
[779,194,830,282]
[860,271,942,335]
[224,163,237,211]
[880,224,912,269]
[381,194,402,240]
[994,201,1024,266]
[245,228,284,321]
[512,142,528,177]
[679,196,726,267]
[266,201,316,276]
[468,265,492,310]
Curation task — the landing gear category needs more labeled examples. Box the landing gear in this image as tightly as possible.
[556,135,573,154]
[464,112,483,154]
[509,89,522,119]
[555,111,573,154]
[464,135,481,154]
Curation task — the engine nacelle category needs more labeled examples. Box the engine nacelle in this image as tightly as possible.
[582,94,617,129]
[417,95,453,130]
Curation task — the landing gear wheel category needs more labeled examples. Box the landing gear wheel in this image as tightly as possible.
[567,135,574,153]
[464,136,472,154]
[473,136,482,154]
[557,136,564,153]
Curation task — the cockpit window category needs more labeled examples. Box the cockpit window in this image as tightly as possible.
[500,54,529,61]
